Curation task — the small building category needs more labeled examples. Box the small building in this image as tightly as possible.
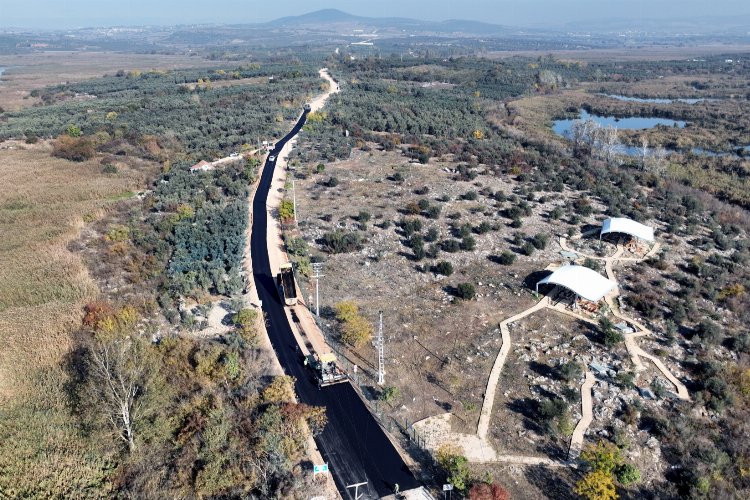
[536,264,617,302]
[190,160,215,172]
[600,217,654,243]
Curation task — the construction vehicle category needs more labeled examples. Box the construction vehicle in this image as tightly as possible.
[304,352,348,387]
[276,262,298,306]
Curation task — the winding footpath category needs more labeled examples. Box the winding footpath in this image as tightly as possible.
[414,232,689,467]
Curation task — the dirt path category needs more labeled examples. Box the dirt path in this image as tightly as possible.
[415,231,688,466]
[477,296,551,439]
[559,236,689,400]
[568,371,595,459]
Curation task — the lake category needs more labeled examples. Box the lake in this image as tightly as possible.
[552,109,686,138]
[603,94,705,104]
[552,109,748,158]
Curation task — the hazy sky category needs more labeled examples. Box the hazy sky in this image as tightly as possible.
[1,0,748,29]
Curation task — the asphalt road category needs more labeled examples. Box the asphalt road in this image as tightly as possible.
[250,110,419,499]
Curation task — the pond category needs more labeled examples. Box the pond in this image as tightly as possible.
[552,109,686,138]
[552,109,748,158]
[602,94,705,104]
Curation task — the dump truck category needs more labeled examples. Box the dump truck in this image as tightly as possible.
[304,352,348,387]
[276,262,298,306]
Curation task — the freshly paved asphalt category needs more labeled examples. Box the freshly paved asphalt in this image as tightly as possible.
[250,110,419,499]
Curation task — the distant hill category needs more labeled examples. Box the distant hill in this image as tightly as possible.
[268,8,530,37]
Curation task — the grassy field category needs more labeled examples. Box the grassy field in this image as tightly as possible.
[0,140,154,494]
[0,51,220,111]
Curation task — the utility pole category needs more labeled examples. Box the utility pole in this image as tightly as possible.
[312,262,324,318]
[376,311,385,385]
[292,178,298,224]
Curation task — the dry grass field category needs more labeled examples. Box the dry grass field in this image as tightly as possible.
[0,140,154,494]
[0,51,220,111]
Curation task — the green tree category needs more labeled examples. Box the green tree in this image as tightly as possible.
[456,283,476,300]
[379,386,400,404]
[279,199,295,222]
[436,445,470,492]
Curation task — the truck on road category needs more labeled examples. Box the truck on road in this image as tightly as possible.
[304,352,348,387]
[276,262,298,306]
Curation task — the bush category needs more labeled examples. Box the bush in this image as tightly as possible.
[401,218,423,236]
[520,242,536,256]
[530,233,549,250]
[335,301,373,347]
[462,190,478,201]
[101,163,118,174]
[461,235,476,251]
[321,230,362,253]
[379,386,400,404]
[442,239,461,253]
[326,176,339,187]
[434,261,454,276]
[456,283,475,300]
[496,251,516,265]
[575,470,616,500]
[315,163,326,173]
[616,463,641,485]
[600,318,624,347]
[583,257,601,271]
[694,319,722,345]
[435,445,470,492]
[468,483,510,500]
[52,134,95,162]
[557,361,583,382]
[425,227,440,242]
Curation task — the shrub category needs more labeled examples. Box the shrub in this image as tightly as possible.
[575,470,616,500]
[616,463,641,485]
[101,163,118,174]
[583,257,601,271]
[468,483,510,500]
[442,239,461,253]
[315,163,326,173]
[434,261,454,276]
[600,317,624,347]
[530,233,549,250]
[496,251,516,265]
[52,134,95,162]
[520,242,536,256]
[694,319,722,345]
[335,301,373,347]
[435,445,470,492]
[462,190,478,201]
[326,176,339,187]
[401,218,423,236]
[278,199,295,221]
[321,230,362,253]
[426,205,442,219]
[456,283,475,300]
[557,361,583,382]
[425,227,440,242]
[379,386,400,404]
[461,236,476,251]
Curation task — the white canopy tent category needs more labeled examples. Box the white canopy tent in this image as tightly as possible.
[600,217,655,243]
[536,265,617,302]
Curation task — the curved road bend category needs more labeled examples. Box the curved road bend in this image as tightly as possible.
[250,111,419,499]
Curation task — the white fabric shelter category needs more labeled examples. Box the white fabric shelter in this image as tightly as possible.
[600,217,654,242]
[536,265,617,302]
